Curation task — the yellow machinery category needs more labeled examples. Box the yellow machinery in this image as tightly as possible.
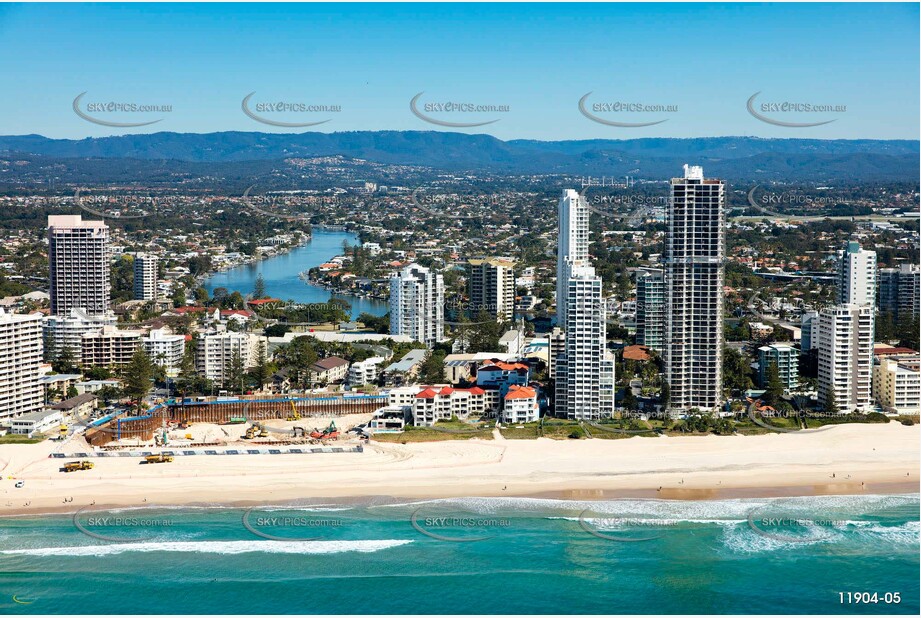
[286,399,300,421]
[144,454,174,464]
[63,461,94,472]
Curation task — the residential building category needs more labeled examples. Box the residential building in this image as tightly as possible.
[837,241,877,307]
[467,257,516,321]
[873,357,920,415]
[500,385,539,424]
[547,327,566,379]
[635,269,665,353]
[412,385,496,426]
[142,327,186,369]
[0,310,44,421]
[816,304,874,412]
[664,164,725,414]
[556,189,590,324]
[383,348,429,385]
[800,311,819,351]
[476,359,530,396]
[389,263,445,346]
[555,264,611,420]
[757,343,799,391]
[133,253,159,301]
[307,356,350,384]
[878,264,920,319]
[42,309,117,361]
[749,322,774,340]
[48,214,110,315]
[195,332,265,384]
[10,409,63,436]
[81,326,142,367]
[347,356,387,386]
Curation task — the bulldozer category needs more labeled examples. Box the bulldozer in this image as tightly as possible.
[63,461,94,473]
[244,423,270,439]
[144,454,174,464]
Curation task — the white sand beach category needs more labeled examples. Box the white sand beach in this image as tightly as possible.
[1,422,918,516]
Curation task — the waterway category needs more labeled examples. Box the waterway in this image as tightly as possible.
[203,229,388,318]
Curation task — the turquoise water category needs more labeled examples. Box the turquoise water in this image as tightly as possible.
[1,494,918,615]
[204,229,388,318]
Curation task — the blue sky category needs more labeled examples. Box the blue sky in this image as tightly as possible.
[0,2,917,140]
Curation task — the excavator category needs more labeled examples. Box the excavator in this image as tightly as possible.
[309,421,339,440]
[285,399,300,422]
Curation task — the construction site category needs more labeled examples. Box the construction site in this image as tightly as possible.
[76,394,386,452]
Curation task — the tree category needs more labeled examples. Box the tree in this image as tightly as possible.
[622,387,638,412]
[250,343,269,391]
[763,359,784,407]
[53,344,77,374]
[171,287,187,308]
[224,350,246,393]
[66,384,78,399]
[419,351,445,383]
[659,381,671,407]
[824,386,839,414]
[253,274,267,300]
[722,347,753,395]
[123,347,154,409]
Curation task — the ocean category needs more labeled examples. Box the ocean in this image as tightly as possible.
[203,229,389,319]
[1,494,917,615]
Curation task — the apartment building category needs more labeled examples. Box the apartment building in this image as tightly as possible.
[142,327,186,369]
[0,310,44,421]
[816,304,874,412]
[873,357,920,415]
[195,331,265,384]
[42,309,117,360]
[48,214,110,315]
[757,343,799,391]
[133,253,159,301]
[500,385,539,424]
[878,264,920,319]
[389,263,445,346]
[635,269,665,353]
[81,326,142,367]
[467,257,516,321]
[663,165,725,414]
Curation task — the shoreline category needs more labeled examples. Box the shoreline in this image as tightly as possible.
[3,482,918,520]
[2,422,918,518]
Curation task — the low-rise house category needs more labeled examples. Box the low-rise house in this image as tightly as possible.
[347,356,387,386]
[50,392,97,418]
[476,359,530,396]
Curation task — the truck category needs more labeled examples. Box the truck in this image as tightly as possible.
[144,454,174,464]
[63,461,94,473]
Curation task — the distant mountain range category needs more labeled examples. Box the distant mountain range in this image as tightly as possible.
[0,132,917,183]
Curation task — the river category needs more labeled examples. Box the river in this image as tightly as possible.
[203,229,388,318]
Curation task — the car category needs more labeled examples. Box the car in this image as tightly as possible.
[14,481,24,488]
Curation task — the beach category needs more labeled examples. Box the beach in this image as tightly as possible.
[2,422,917,517]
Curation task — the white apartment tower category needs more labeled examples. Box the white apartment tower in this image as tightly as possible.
[555,265,611,420]
[556,189,590,324]
[0,310,44,420]
[48,215,110,315]
[813,241,877,413]
[389,263,445,347]
[817,304,874,412]
[664,165,725,414]
[133,253,159,301]
[468,257,516,321]
[837,241,877,306]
